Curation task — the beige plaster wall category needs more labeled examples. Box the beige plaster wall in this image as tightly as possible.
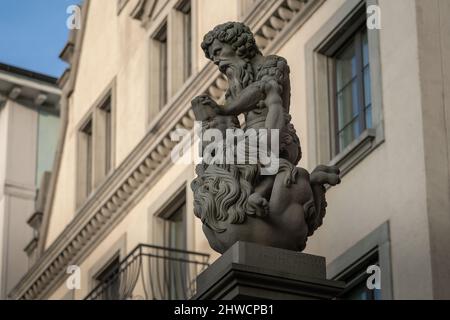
[196,0,239,70]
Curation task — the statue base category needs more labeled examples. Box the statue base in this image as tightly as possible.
[192,241,344,300]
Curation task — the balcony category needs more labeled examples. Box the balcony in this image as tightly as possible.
[84,244,209,300]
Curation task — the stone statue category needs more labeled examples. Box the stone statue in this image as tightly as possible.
[190,22,340,254]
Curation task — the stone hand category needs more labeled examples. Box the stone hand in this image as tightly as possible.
[310,165,341,186]
[196,95,224,113]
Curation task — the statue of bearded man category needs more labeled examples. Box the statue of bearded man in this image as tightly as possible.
[191,22,341,254]
[201,22,300,165]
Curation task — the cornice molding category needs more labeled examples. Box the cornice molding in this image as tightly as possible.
[9,0,325,299]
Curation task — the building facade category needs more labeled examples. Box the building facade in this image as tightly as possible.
[0,63,60,298]
[8,0,450,299]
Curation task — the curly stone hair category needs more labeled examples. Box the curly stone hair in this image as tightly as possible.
[201,22,261,61]
[191,163,259,233]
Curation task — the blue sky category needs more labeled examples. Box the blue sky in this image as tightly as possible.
[0,0,80,78]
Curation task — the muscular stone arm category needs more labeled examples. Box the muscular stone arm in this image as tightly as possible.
[263,79,285,130]
[308,165,341,236]
[218,82,266,115]
[217,78,285,132]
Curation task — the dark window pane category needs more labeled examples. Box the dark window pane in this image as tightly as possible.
[363,66,371,108]
[166,203,186,299]
[338,118,359,151]
[96,256,121,300]
[183,4,192,80]
[337,251,381,301]
[168,205,185,250]
[341,281,381,300]
[337,80,359,130]
[102,97,112,174]
[362,29,369,67]
[156,24,168,109]
[86,132,92,196]
[336,41,357,91]
[365,105,372,129]
[160,40,168,108]
[81,119,93,197]
[341,281,370,300]
[374,288,382,300]
[333,26,373,155]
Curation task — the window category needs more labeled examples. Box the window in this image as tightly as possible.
[305,0,384,176]
[166,203,186,250]
[165,202,186,299]
[77,117,94,204]
[327,222,392,300]
[331,27,372,155]
[97,95,113,176]
[179,1,192,81]
[87,235,126,300]
[104,100,112,173]
[335,248,381,300]
[94,255,121,300]
[153,189,187,299]
[147,2,195,123]
[82,121,93,195]
[152,188,187,249]
[154,24,168,110]
[76,81,115,207]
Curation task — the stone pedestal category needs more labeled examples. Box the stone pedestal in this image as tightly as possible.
[193,241,344,300]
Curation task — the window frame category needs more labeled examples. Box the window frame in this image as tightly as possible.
[333,247,381,300]
[155,188,187,250]
[88,234,127,299]
[325,19,370,156]
[95,92,113,180]
[94,89,115,188]
[76,115,94,206]
[177,0,193,82]
[327,221,393,300]
[93,254,121,300]
[305,0,384,177]
[151,186,188,300]
[148,171,194,251]
[147,1,198,125]
[75,79,116,209]
[151,21,169,111]
[103,98,112,174]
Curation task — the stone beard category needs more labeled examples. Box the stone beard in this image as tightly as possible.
[225,59,254,99]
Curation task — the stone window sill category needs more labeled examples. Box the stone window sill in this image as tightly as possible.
[329,128,378,177]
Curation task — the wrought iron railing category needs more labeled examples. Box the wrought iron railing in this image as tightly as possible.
[84,244,209,300]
